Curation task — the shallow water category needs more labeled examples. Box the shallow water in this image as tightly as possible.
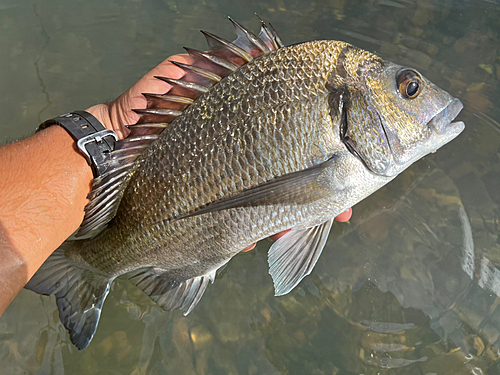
[1,0,500,374]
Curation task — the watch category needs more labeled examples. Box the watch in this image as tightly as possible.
[38,111,118,178]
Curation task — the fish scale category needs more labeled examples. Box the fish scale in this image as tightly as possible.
[25,18,464,350]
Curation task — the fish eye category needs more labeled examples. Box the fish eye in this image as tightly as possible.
[396,69,423,99]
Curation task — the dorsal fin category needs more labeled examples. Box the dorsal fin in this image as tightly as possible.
[201,30,253,66]
[256,15,283,50]
[264,22,284,49]
[76,17,284,237]
[228,17,270,57]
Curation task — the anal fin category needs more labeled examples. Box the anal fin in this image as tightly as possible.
[268,219,334,296]
[128,268,216,315]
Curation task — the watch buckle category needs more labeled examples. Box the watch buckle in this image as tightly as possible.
[77,129,118,164]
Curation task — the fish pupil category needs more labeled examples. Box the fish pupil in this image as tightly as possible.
[407,81,419,97]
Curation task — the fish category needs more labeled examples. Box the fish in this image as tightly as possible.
[25,17,465,350]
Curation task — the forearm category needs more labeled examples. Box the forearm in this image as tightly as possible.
[0,125,93,313]
[0,57,185,314]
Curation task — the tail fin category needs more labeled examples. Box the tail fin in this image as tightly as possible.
[24,245,112,350]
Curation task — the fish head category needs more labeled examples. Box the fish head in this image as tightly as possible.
[341,61,465,177]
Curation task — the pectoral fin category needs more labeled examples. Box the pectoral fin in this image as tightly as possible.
[173,156,338,221]
[268,219,334,296]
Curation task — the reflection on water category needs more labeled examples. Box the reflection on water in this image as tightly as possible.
[309,162,499,374]
[479,256,500,297]
[1,0,500,374]
[460,206,475,280]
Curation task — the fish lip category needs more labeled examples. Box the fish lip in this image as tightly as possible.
[427,98,465,135]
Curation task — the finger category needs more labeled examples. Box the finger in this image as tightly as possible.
[111,54,191,130]
[149,54,190,79]
[128,54,190,100]
[124,55,189,106]
[268,208,352,243]
[269,229,292,242]
[334,208,352,222]
[240,243,256,252]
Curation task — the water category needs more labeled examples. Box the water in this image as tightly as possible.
[1,0,499,374]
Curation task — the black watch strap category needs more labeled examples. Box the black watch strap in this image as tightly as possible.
[38,111,118,178]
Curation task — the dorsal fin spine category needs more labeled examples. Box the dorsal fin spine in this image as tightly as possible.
[128,123,169,129]
[200,30,253,62]
[108,143,149,154]
[154,76,209,95]
[133,108,183,116]
[268,23,284,48]
[143,93,194,104]
[184,47,238,73]
[256,15,280,51]
[168,60,222,83]
[228,16,270,55]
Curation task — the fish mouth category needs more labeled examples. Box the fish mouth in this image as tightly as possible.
[427,98,465,136]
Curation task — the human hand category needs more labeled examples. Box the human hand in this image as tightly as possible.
[86,54,190,139]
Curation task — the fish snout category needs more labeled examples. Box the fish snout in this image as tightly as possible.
[427,98,465,135]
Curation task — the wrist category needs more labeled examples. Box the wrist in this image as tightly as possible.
[86,100,136,140]
[85,103,118,136]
